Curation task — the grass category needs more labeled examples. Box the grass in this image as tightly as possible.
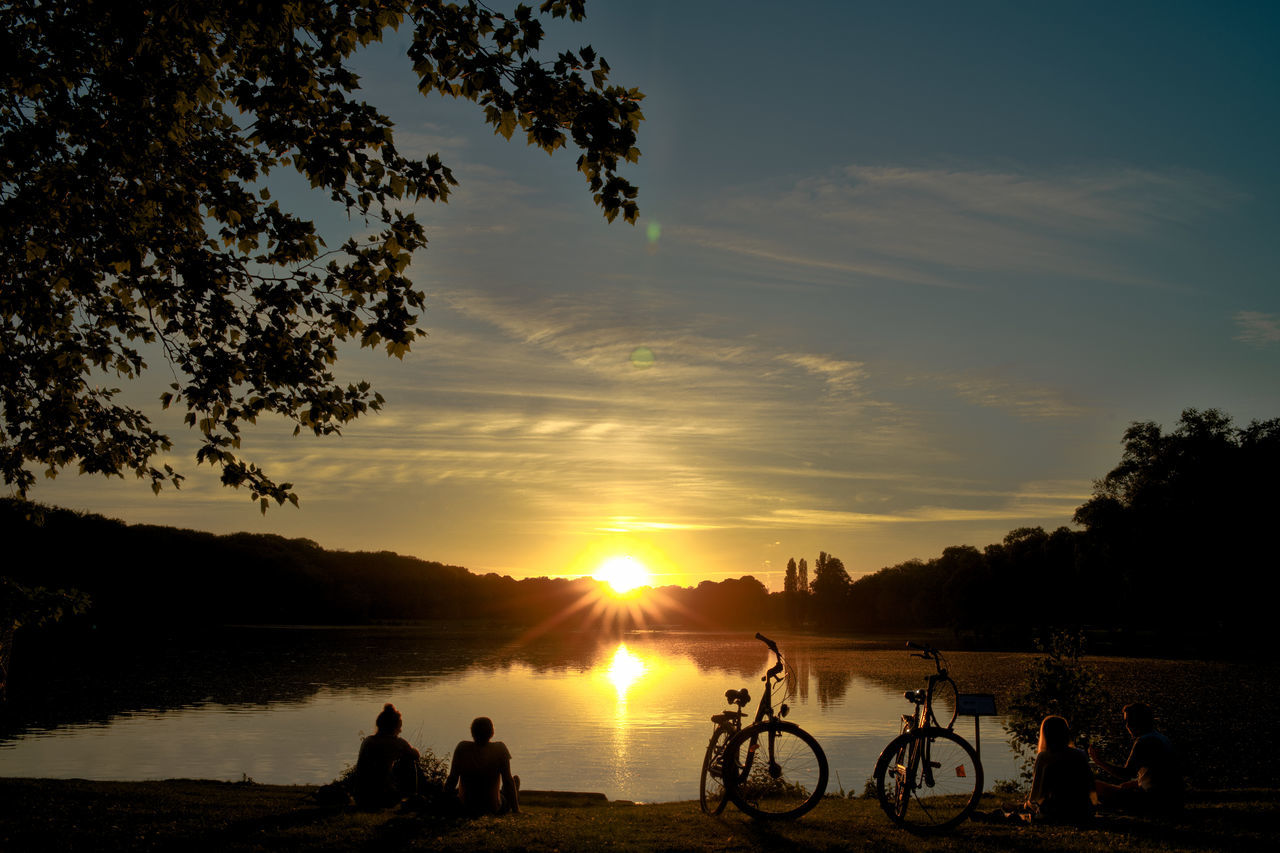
[0,779,1275,852]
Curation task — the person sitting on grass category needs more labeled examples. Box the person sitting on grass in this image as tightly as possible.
[1088,702,1183,814]
[445,716,520,816]
[351,703,420,809]
[1025,715,1095,823]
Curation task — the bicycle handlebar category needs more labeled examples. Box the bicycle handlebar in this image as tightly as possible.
[906,641,948,675]
[757,632,784,680]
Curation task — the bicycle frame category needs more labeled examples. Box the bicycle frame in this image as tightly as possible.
[901,643,956,789]
[739,633,790,779]
[704,633,829,820]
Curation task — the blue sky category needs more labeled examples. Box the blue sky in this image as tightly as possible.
[34,1,1280,589]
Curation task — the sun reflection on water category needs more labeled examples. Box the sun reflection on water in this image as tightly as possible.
[605,643,647,702]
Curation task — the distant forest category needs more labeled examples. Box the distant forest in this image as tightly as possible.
[3,409,1277,651]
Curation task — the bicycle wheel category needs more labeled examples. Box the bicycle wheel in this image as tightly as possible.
[930,677,959,729]
[723,721,828,820]
[873,727,982,832]
[699,726,734,815]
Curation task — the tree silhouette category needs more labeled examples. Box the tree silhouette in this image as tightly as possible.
[1,0,642,510]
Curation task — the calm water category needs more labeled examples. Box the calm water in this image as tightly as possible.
[0,628,1021,802]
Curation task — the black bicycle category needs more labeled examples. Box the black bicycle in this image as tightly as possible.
[871,642,983,832]
[699,633,828,820]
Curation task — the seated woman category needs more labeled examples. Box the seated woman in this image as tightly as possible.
[446,716,520,815]
[351,703,420,809]
[1026,715,1095,823]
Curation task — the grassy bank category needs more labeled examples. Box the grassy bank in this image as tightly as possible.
[0,779,1275,852]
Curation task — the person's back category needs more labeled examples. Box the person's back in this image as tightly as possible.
[1032,747,1094,822]
[1028,716,1094,823]
[352,703,419,809]
[1130,728,1182,808]
[451,739,512,813]
[446,716,520,815]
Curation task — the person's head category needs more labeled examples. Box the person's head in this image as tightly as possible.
[1122,702,1156,735]
[1037,714,1072,753]
[470,716,495,744]
[375,703,403,736]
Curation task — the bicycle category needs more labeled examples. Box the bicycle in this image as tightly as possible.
[872,641,983,832]
[699,632,828,820]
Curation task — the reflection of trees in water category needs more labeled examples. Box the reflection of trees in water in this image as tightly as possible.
[0,629,763,739]
[1,626,517,738]
[815,668,853,709]
[660,634,766,680]
[786,652,810,703]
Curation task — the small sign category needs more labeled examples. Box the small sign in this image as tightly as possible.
[956,693,998,717]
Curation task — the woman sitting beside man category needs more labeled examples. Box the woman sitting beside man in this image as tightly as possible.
[1025,714,1096,823]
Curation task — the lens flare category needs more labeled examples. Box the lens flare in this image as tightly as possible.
[630,346,655,369]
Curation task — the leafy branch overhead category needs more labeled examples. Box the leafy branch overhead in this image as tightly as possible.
[0,0,643,511]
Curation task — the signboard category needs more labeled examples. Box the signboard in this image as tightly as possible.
[956,693,998,717]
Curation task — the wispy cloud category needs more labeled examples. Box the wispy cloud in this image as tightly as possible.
[1235,311,1280,347]
[678,165,1234,292]
[942,374,1088,419]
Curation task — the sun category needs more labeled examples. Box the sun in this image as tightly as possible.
[595,555,653,596]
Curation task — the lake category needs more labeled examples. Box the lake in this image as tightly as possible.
[0,627,1268,801]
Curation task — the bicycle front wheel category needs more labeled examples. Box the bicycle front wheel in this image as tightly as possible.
[699,726,733,815]
[723,721,828,820]
[873,726,982,832]
[930,677,959,729]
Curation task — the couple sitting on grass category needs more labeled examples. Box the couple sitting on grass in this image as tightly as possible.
[352,703,520,816]
[1021,701,1182,824]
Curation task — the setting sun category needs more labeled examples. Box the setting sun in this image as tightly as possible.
[595,556,653,595]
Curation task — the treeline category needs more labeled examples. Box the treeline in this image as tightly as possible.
[4,408,1275,651]
[785,409,1278,649]
[0,499,773,633]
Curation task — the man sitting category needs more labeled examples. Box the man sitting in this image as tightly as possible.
[445,716,520,815]
[1088,702,1183,813]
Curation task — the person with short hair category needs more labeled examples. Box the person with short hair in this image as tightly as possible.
[445,716,520,815]
[1089,702,1183,813]
[1026,715,1095,823]
[352,703,420,809]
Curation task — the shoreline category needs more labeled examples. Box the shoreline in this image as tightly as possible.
[1,777,1276,852]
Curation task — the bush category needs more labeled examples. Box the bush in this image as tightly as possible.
[1003,629,1112,781]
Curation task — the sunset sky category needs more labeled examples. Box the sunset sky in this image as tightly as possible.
[30,2,1280,589]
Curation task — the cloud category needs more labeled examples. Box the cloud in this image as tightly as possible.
[941,374,1088,419]
[776,353,868,398]
[1235,311,1280,347]
[678,165,1234,292]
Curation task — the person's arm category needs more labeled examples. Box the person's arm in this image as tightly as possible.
[445,744,461,794]
[500,756,520,814]
[1088,742,1139,782]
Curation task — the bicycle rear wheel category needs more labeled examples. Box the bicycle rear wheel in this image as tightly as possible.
[873,727,982,832]
[723,721,828,820]
[699,726,733,815]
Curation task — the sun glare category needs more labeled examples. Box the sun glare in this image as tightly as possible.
[595,555,652,595]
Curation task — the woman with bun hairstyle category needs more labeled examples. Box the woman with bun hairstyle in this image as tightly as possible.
[352,703,420,809]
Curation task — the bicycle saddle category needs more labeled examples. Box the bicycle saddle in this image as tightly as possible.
[725,688,750,706]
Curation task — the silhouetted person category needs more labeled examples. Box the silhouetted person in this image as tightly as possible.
[352,703,420,809]
[1026,715,1095,823]
[1089,702,1183,813]
[446,716,520,815]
